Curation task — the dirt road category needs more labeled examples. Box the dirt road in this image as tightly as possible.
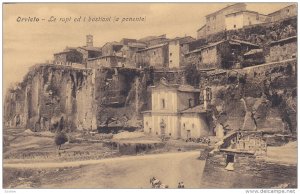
[4,151,206,188]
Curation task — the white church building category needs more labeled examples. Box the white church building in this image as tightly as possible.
[142,78,213,139]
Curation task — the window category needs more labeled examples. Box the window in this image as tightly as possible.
[183,123,186,128]
[170,60,172,63]
[234,24,236,28]
[188,98,193,108]
[146,121,148,126]
[153,51,156,55]
[161,99,166,109]
[170,53,172,56]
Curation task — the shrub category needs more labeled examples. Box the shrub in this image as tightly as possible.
[184,64,199,86]
[54,132,68,150]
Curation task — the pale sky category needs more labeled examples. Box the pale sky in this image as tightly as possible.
[3,2,296,93]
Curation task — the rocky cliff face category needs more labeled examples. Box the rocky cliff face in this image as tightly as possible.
[4,65,151,132]
[4,65,96,131]
[4,59,296,136]
[93,67,150,131]
[203,59,297,135]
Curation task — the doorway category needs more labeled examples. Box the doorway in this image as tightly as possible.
[160,119,166,135]
[226,154,235,165]
[187,130,191,139]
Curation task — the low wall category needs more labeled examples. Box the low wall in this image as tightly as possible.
[200,151,297,188]
[103,141,165,155]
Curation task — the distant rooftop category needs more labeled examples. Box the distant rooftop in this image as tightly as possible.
[268,4,297,16]
[136,43,168,52]
[226,10,269,17]
[78,46,102,52]
[206,3,246,18]
[168,36,195,44]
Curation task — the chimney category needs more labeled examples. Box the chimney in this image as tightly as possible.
[86,34,93,47]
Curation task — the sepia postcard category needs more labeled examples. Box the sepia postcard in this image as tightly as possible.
[2,2,298,191]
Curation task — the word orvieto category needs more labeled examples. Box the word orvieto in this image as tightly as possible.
[17,16,41,22]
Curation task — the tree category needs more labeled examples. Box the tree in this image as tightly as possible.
[54,132,68,150]
[184,64,200,87]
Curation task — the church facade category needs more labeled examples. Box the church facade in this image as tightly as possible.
[142,78,213,139]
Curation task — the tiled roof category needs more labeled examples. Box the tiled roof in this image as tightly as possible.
[54,47,77,55]
[186,40,226,54]
[79,46,102,52]
[230,39,259,47]
[197,24,206,32]
[181,105,207,114]
[178,85,201,92]
[244,49,263,56]
[206,3,246,18]
[268,4,296,16]
[226,10,268,17]
[88,55,125,61]
[270,36,297,45]
[137,43,168,52]
[186,39,259,55]
[168,36,195,44]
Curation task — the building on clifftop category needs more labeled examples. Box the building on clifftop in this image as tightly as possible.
[268,4,297,22]
[197,3,247,39]
[185,39,260,70]
[53,35,101,68]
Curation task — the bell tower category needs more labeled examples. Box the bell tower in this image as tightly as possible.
[86,34,93,47]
